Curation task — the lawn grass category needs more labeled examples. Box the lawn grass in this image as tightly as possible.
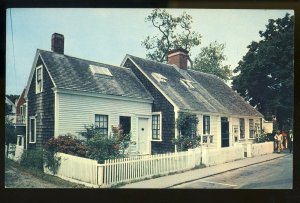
[5,158,88,188]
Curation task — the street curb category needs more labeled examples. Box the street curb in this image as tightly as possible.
[167,153,290,188]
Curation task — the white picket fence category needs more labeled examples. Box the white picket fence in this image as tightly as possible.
[99,148,202,187]
[44,152,99,187]
[44,142,274,187]
[201,145,244,166]
[252,142,274,157]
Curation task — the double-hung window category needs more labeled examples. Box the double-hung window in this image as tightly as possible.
[203,115,210,135]
[29,117,36,143]
[152,113,161,141]
[95,114,108,136]
[249,119,255,138]
[240,118,245,139]
[36,65,43,94]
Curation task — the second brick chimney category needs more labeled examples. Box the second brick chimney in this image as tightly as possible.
[167,48,189,70]
[51,33,64,54]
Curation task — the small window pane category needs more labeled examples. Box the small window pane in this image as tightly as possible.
[95,114,108,136]
[152,115,160,140]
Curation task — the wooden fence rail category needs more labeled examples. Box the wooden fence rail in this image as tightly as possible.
[100,148,202,187]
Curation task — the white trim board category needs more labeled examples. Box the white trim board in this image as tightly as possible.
[53,87,153,104]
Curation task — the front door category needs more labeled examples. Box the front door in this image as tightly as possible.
[138,118,149,154]
[221,117,229,147]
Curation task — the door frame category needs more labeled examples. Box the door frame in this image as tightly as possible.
[137,116,151,155]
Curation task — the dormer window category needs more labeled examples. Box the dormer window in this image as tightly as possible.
[180,79,195,89]
[36,65,43,94]
[152,72,167,83]
[89,64,112,76]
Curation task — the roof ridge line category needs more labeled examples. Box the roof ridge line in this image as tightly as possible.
[38,49,131,71]
[127,54,175,69]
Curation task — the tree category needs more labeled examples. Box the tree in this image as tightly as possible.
[232,14,294,131]
[193,41,232,81]
[142,9,231,82]
[142,9,201,62]
[6,94,19,104]
[5,117,16,157]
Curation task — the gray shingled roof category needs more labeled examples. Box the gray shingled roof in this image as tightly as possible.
[38,50,153,101]
[127,55,262,117]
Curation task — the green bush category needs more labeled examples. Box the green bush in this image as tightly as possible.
[82,125,131,163]
[176,112,199,137]
[173,112,200,151]
[43,150,61,175]
[20,149,44,170]
[44,134,88,157]
[172,135,201,152]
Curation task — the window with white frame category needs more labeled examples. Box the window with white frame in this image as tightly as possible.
[20,106,23,115]
[152,113,161,140]
[249,119,255,138]
[29,117,36,143]
[203,115,210,135]
[36,65,43,93]
[95,114,108,136]
[240,118,245,139]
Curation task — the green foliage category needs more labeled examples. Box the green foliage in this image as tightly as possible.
[232,13,294,130]
[255,131,272,143]
[43,150,61,175]
[172,135,201,152]
[142,9,231,82]
[6,94,19,104]
[173,112,200,151]
[20,149,44,171]
[82,125,131,163]
[5,117,17,157]
[193,41,232,81]
[5,103,13,115]
[176,112,198,137]
[44,134,87,157]
[142,8,201,62]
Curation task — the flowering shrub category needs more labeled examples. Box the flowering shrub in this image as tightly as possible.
[44,134,87,157]
[81,125,131,163]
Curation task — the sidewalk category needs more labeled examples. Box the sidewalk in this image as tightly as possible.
[120,152,289,188]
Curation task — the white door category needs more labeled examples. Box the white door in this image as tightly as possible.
[138,118,149,155]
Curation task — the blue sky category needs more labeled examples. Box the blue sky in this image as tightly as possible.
[6,8,293,95]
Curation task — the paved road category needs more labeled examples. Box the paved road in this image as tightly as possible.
[171,153,292,189]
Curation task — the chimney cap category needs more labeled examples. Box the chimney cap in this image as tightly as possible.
[52,33,64,38]
[168,48,189,55]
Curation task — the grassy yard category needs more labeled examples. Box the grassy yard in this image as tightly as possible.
[5,158,88,188]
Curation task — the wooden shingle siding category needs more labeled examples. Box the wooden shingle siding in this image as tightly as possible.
[56,92,152,154]
[27,57,54,150]
[124,59,175,154]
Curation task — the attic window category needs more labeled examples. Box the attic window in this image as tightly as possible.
[180,79,195,89]
[89,64,112,76]
[151,72,167,83]
[36,65,43,94]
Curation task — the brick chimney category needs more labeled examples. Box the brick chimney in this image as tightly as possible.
[167,48,189,70]
[51,33,64,54]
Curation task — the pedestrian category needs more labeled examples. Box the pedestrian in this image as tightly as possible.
[274,130,283,153]
[288,129,293,153]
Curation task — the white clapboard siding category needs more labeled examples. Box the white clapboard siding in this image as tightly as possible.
[201,145,244,166]
[56,92,152,154]
[101,148,202,187]
[55,152,98,185]
[252,142,273,157]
